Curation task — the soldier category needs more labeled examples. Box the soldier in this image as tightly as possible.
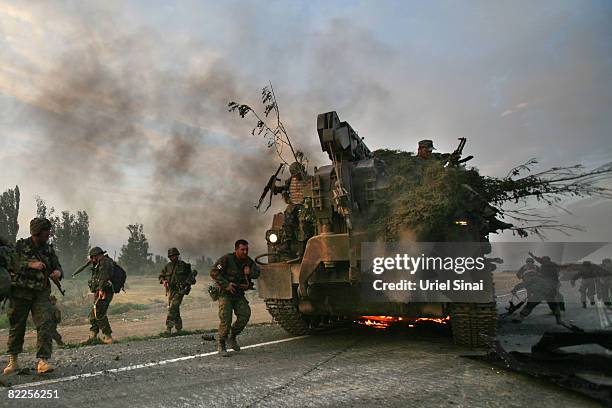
[159,247,197,334]
[416,139,436,160]
[516,257,539,280]
[49,295,64,346]
[599,259,612,307]
[4,217,63,375]
[210,239,260,356]
[529,252,565,312]
[570,261,599,308]
[81,247,114,345]
[511,265,562,324]
[273,161,310,258]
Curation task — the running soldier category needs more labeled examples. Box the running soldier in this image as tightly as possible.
[159,247,197,334]
[210,239,260,356]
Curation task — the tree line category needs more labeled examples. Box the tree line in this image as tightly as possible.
[0,186,214,276]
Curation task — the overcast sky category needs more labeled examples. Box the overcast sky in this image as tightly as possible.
[0,1,610,259]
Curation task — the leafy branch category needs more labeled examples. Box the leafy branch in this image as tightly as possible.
[228,82,299,165]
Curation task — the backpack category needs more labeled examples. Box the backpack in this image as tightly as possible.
[111,261,127,293]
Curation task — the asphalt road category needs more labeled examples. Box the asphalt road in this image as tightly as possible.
[0,280,609,408]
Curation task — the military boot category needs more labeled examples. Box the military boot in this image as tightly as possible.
[80,331,98,345]
[37,359,54,374]
[164,327,172,335]
[101,334,113,345]
[590,301,596,306]
[582,301,587,308]
[3,355,19,375]
[228,335,240,352]
[217,340,229,357]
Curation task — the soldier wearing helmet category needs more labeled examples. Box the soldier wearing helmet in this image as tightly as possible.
[4,218,63,375]
[81,246,115,345]
[159,247,197,334]
[528,251,565,312]
[417,140,436,160]
[516,257,539,280]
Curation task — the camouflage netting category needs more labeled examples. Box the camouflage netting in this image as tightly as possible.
[366,149,493,242]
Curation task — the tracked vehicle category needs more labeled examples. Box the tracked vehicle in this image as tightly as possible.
[256,111,497,347]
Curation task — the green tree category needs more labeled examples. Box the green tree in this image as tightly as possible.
[35,196,90,272]
[0,185,20,243]
[118,224,152,275]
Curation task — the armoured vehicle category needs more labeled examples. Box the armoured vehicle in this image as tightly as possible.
[256,111,497,347]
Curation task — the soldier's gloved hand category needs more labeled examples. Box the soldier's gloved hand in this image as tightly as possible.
[50,270,61,280]
[244,265,251,277]
[98,290,106,300]
[226,282,237,295]
[28,261,46,270]
[163,280,169,289]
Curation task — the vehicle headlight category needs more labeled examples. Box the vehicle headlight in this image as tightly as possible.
[454,220,468,226]
[268,233,278,243]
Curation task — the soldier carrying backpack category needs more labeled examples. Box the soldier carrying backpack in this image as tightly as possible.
[159,247,197,334]
[79,246,126,345]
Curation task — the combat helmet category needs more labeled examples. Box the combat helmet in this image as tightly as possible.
[289,162,305,176]
[168,247,180,257]
[89,247,105,257]
[30,218,52,235]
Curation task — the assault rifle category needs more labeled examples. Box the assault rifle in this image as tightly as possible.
[255,163,285,212]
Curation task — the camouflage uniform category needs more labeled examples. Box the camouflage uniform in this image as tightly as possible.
[532,255,565,312]
[88,255,114,337]
[159,249,196,331]
[571,262,598,307]
[7,236,63,359]
[274,162,309,258]
[512,268,560,322]
[210,253,260,343]
[599,259,612,307]
[49,297,63,345]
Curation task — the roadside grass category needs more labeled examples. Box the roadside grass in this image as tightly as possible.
[108,302,150,315]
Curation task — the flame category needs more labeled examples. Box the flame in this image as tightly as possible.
[356,315,450,329]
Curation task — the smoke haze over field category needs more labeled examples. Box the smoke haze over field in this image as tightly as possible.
[0,1,610,258]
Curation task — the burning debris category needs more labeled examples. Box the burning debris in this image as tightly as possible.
[356,315,450,329]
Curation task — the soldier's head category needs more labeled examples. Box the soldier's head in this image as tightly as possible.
[89,246,106,263]
[525,257,534,264]
[49,295,57,305]
[168,247,180,262]
[234,239,249,260]
[417,140,435,159]
[30,217,52,243]
[289,162,305,178]
[603,258,612,265]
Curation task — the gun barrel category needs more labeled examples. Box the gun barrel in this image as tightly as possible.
[72,261,91,277]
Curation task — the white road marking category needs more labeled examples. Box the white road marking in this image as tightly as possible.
[10,335,310,389]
